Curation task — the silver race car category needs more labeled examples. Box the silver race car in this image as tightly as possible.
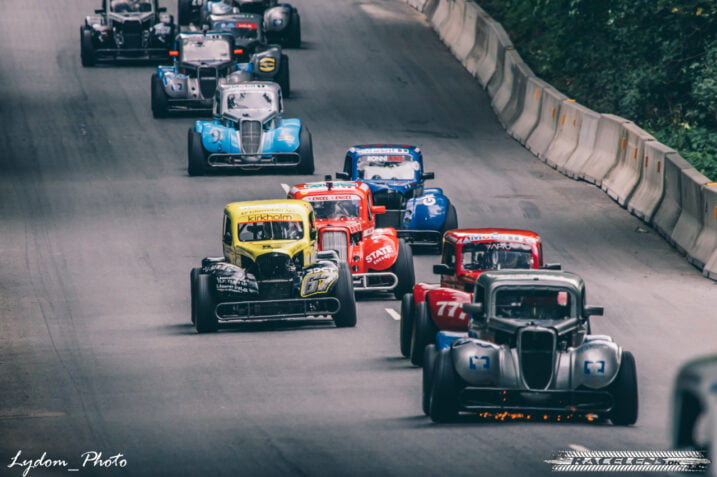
[424,270,639,425]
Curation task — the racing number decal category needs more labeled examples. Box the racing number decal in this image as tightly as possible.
[422,195,436,206]
[469,356,490,370]
[259,57,276,72]
[436,301,467,321]
[300,270,337,297]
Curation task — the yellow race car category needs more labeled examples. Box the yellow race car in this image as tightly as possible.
[190,199,357,332]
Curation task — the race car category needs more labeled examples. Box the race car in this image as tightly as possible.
[178,0,301,48]
[401,229,559,365]
[187,82,313,175]
[287,179,415,298]
[190,199,357,332]
[81,0,176,66]
[152,30,289,117]
[424,270,638,425]
[335,145,456,251]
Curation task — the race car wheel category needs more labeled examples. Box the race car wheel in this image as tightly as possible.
[410,301,437,366]
[190,267,200,325]
[429,349,460,422]
[399,292,414,358]
[296,125,315,175]
[177,0,195,26]
[422,344,438,415]
[287,10,301,48]
[275,54,291,98]
[333,262,357,328]
[194,273,218,333]
[391,239,415,299]
[609,351,638,425]
[187,129,208,176]
[440,203,458,233]
[80,27,96,67]
[151,73,170,118]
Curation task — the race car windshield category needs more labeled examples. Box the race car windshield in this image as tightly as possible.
[110,0,153,13]
[306,198,361,219]
[238,221,304,241]
[181,39,232,62]
[357,155,418,180]
[226,91,275,111]
[494,288,574,320]
[462,242,533,271]
[213,21,259,39]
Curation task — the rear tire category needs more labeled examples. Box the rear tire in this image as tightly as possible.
[391,239,415,299]
[333,262,357,328]
[275,54,290,98]
[190,267,200,324]
[429,349,460,422]
[177,0,194,26]
[296,125,314,174]
[410,301,437,366]
[422,344,438,415]
[399,292,414,358]
[609,351,638,425]
[151,73,170,118]
[194,273,218,333]
[188,129,208,176]
[80,27,96,67]
[440,203,458,233]
[287,10,301,48]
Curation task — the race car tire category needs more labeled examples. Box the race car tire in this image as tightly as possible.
[194,273,218,333]
[440,203,458,233]
[609,351,639,425]
[391,239,415,299]
[187,129,208,176]
[296,125,315,175]
[399,292,414,357]
[287,10,301,48]
[151,73,170,118]
[190,267,200,325]
[333,262,357,328]
[275,54,291,98]
[177,0,194,26]
[422,344,438,415]
[410,301,437,366]
[429,349,460,422]
[80,27,96,67]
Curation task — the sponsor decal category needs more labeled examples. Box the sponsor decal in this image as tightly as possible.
[463,233,537,244]
[365,245,394,265]
[305,195,358,202]
[422,195,436,206]
[358,148,410,155]
[235,22,258,29]
[258,57,276,72]
[278,131,293,143]
[545,450,710,472]
[238,213,299,223]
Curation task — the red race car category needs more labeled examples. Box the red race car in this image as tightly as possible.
[288,179,415,298]
[401,228,560,365]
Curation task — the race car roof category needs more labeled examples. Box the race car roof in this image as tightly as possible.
[445,228,541,245]
[477,270,585,292]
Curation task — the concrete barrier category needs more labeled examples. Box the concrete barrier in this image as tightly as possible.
[626,142,675,222]
[453,2,481,62]
[463,8,493,78]
[560,108,600,179]
[495,61,531,130]
[671,168,711,260]
[508,75,549,144]
[474,21,512,88]
[429,0,451,36]
[651,153,695,243]
[525,86,567,158]
[422,0,440,16]
[491,50,523,126]
[692,183,717,271]
[580,114,629,186]
[406,0,430,11]
[444,0,467,53]
[601,123,656,206]
[543,99,586,169]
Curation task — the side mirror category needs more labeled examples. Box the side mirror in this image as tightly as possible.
[158,6,167,12]
[432,264,455,275]
[542,263,562,270]
[585,306,604,317]
[371,205,386,215]
[462,303,483,315]
[335,172,350,180]
[422,172,435,180]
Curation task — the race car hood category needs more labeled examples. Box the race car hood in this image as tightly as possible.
[363,179,418,196]
[181,59,234,69]
[224,109,275,123]
[238,240,306,261]
[315,218,363,235]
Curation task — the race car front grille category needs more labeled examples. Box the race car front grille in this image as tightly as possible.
[518,328,556,390]
[240,120,262,155]
[320,230,349,262]
[119,20,142,49]
[198,67,218,99]
[258,279,294,300]
[255,253,294,280]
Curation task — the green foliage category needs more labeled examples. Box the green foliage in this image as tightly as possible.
[480,0,717,180]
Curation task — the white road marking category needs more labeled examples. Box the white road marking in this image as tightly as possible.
[385,308,401,321]
[280,183,291,194]
[568,444,591,452]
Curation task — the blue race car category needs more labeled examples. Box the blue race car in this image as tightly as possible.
[335,145,457,250]
[187,82,313,175]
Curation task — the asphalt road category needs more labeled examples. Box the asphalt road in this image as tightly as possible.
[1,1,715,476]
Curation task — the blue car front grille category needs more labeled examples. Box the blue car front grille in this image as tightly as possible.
[241,120,262,154]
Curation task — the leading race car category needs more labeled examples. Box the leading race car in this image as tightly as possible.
[81,0,176,66]
[287,179,415,298]
[424,270,638,425]
[190,199,357,332]
[178,0,301,47]
[187,82,313,175]
[336,145,457,252]
[152,30,289,117]
[402,228,559,365]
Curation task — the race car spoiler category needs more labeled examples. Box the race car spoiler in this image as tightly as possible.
[459,388,614,414]
[208,152,301,168]
[352,272,398,292]
[215,296,341,321]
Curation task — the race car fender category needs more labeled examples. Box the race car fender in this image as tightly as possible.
[264,5,293,33]
[559,337,621,390]
[158,66,189,98]
[263,119,301,153]
[425,287,472,331]
[403,191,449,230]
[201,259,259,296]
[363,233,398,271]
[412,282,440,305]
[195,122,238,153]
[300,262,341,297]
[450,338,508,386]
[250,47,282,79]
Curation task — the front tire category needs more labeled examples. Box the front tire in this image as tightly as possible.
[609,351,639,425]
[422,344,438,415]
[429,349,460,422]
[296,125,314,174]
[391,239,415,299]
[188,129,208,176]
[177,0,195,26]
[410,301,437,366]
[440,203,458,233]
[287,10,301,48]
[399,292,414,357]
[194,273,218,333]
[151,73,170,118]
[190,267,200,324]
[80,27,96,67]
[275,54,290,98]
[332,262,357,328]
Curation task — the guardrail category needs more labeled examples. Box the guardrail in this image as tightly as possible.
[401,0,717,280]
